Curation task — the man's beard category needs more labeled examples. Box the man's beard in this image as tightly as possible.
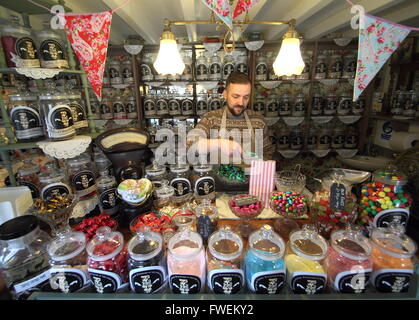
[228,104,246,116]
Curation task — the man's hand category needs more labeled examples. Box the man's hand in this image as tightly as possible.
[220,139,242,157]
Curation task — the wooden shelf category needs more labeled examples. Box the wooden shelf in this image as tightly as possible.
[370,114,419,125]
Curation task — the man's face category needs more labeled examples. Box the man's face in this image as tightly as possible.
[223,82,251,117]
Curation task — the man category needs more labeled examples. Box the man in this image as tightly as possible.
[187,72,274,163]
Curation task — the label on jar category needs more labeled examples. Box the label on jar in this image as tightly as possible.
[72,170,96,197]
[171,178,191,197]
[196,64,208,79]
[126,103,137,119]
[15,37,39,62]
[254,101,265,113]
[40,39,65,61]
[122,67,133,82]
[144,99,155,114]
[318,135,331,146]
[267,102,279,114]
[49,268,89,293]
[209,99,221,110]
[46,104,75,138]
[141,64,153,80]
[129,266,166,294]
[294,101,305,113]
[290,272,327,294]
[41,182,71,200]
[372,208,409,228]
[307,135,317,148]
[291,135,303,149]
[210,63,221,78]
[208,269,244,294]
[312,97,323,115]
[88,268,127,293]
[197,215,215,240]
[338,99,352,114]
[194,176,215,196]
[99,188,119,215]
[332,134,345,148]
[181,100,193,114]
[109,67,120,79]
[324,99,337,115]
[222,63,235,79]
[196,100,208,114]
[170,274,201,294]
[279,102,291,115]
[255,63,268,80]
[277,135,290,147]
[10,106,43,140]
[250,269,286,294]
[13,268,51,297]
[371,268,413,293]
[315,62,327,75]
[100,103,113,119]
[330,183,346,210]
[19,180,40,199]
[344,135,358,148]
[156,99,168,114]
[168,99,180,113]
[70,103,88,129]
[334,268,371,293]
[236,63,248,74]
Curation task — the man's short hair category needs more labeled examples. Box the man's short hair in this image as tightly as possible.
[225,72,251,89]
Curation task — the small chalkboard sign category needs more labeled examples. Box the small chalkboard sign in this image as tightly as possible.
[235,196,258,206]
[330,183,346,210]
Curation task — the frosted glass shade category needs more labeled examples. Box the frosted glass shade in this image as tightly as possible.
[153,38,185,76]
[273,38,305,77]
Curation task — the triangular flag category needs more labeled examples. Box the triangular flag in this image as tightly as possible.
[233,0,260,19]
[64,11,113,101]
[353,14,410,101]
[202,0,233,30]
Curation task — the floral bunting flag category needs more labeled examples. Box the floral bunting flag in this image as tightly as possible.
[354,14,410,101]
[233,0,259,19]
[202,0,233,29]
[64,11,113,101]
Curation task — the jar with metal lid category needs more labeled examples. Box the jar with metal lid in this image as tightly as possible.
[47,231,89,293]
[102,69,110,85]
[17,160,40,199]
[125,95,137,119]
[324,92,338,115]
[67,155,97,199]
[307,126,318,150]
[317,127,332,150]
[311,92,324,116]
[143,93,156,117]
[290,126,304,150]
[36,21,68,69]
[196,91,208,116]
[0,216,52,299]
[156,93,169,116]
[245,225,286,294]
[209,93,222,111]
[296,54,311,80]
[331,125,345,149]
[209,53,222,81]
[235,53,248,74]
[89,96,101,120]
[121,59,134,84]
[352,94,365,115]
[127,228,167,293]
[87,226,129,293]
[112,95,127,119]
[324,225,372,293]
[285,224,328,294]
[170,164,192,205]
[94,152,113,177]
[337,93,352,115]
[196,52,208,81]
[293,92,306,117]
[99,95,113,120]
[67,92,88,132]
[344,126,358,149]
[1,15,40,68]
[206,226,245,294]
[195,199,218,244]
[167,229,206,293]
[391,91,404,116]
[39,89,75,141]
[403,91,416,118]
[370,223,417,293]
[253,94,265,115]
[181,54,193,81]
[168,92,181,116]
[222,53,235,80]
[108,60,123,85]
[9,91,44,142]
[327,54,343,79]
[279,93,292,116]
[255,54,268,81]
[277,126,290,150]
[145,160,168,189]
[192,164,215,203]
[39,163,72,200]
[140,53,154,81]
[154,180,175,210]
[342,53,356,79]
[181,95,194,116]
[266,93,279,117]
[314,54,327,80]
[97,170,120,216]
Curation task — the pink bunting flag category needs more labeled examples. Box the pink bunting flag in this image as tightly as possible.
[64,11,113,101]
[202,0,233,29]
[233,0,260,19]
[249,160,276,209]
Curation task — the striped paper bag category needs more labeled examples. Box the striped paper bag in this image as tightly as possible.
[249,160,276,208]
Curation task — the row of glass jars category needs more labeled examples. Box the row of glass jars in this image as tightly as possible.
[390,90,418,118]
[90,94,138,120]
[276,125,358,150]
[2,217,415,298]
[103,59,135,86]
[0,16,69,69]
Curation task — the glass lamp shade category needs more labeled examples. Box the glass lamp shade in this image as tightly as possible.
[153,38,185,76]
[273,37,305,77]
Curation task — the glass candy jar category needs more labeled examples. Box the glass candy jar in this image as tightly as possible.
[253,94,265,115]
[331,125,345,149]
[156,93,169,116]
[112,95,127,120]
[0,216,51,299]
[314,54,327,80]
[207,226,244,294]
[154,180,175,210]
[86,227,128,293]
[337,93,352,116]
[108,60,123,85]
[168,94,181,116]
[145,160,167,189]
[290,126,304,150]
[327,54,343,79]
[352,94,365,115]
[170,164,192,206]
[167,229,206,293]
[181,95,194,116]
[99,95,113,120]
[324,225,372,293]
[195,199,218,244]
[125,95,137,119]
[195,53,208,81]
[121,59,134,84]
[311,92,324,116]
[196,92,208,116]
[275,166,306,194]
[127,228,167,293]
[68,92,88,133]
[279,93,292,116]
[285,225,328,294]
[255,54,268,81]
[17,160,40,199]
[265,93,279,117]
[344,126,358,149]
[235,53,248,74]
[47,231,89,293]
[391,91,404,116]
[143,93,156,117]
[140,53,154,81]
[276,126,290,150]
[181,54,193,81]
[192,164,215,203]
[245,225,286,294]
[209,93,222,111]
[296,54,310,80]
[209,53,222,81]
[222,53,235,80]
[342,53,356,79]
[38,164,72,200]
[97,170,120,217]
[67,155,97,199]
[307,126,318,150]
[293,92,306,117]
[317,127,332,150]
[324,92,338,115]
[36,21,68,69]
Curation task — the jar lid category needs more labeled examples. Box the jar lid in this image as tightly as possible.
[168,229,203,261]
[39,169,64,184]
[195,199,218,217]
[9,94,37,101]
[146,161,166,176]
[248,225,285,260]
[96,172,116,187]
[289,224,328,260]
[48,231,86,262]
[2,24,31,36]
[67,93,81,100]
[67,155,89,167]
[193,165,213,173]
[86,226,124,261]
[170,164,190,173]
[39,93,69,100]
[371,223,417,259]
[0,215,39,240]
[208,225,243,261]
[18,160,40,176]
[373,165,407,186]
[330,225,371,261]
[127,227,162,261]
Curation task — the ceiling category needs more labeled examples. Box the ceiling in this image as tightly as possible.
[1,0,418,45]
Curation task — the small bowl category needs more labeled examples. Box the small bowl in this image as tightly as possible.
[228,194,263,219]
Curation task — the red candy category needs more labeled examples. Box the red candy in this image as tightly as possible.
[228,194,263,218]
[73,213,117,241]
[130,212,174,234]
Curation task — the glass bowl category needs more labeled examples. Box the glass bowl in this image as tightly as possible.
[228,194,264,219]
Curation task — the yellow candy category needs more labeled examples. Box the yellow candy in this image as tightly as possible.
[285,254,325,274]
[384,197,390,201]
[378,192,385,197]
[381,205,387,209]
[383,187,391,192]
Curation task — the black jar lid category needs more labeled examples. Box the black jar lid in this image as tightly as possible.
[0,215,39,240]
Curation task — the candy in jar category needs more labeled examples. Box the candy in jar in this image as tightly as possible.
[245,225,286,294]
[38,163,72,200]
[167,229,206,294]
[192,164,215,203]
[195,199,218,244]
[17,160,40,199]
[271,191,309,219]
[145,160,167,189]
[47,231,90,293]
[127,228,167,293]
[285,224,328,294]
[86,226,128,293]
[324,225,372,293]
[169,164,192,206]
[67,154,97,199]
[206,226,244,294]
[97,170,120,217]
[370,223,417,293]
